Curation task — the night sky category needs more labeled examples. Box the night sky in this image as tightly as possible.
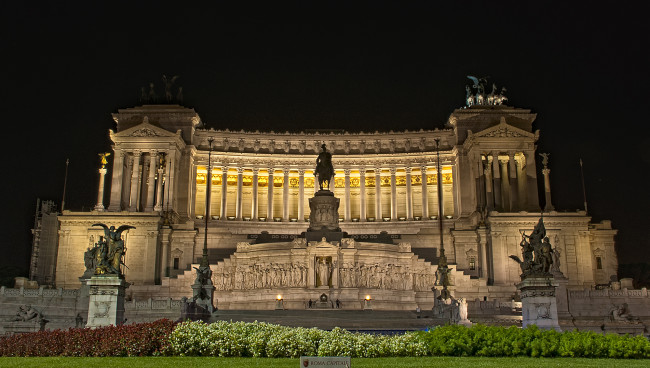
[2,2,649,272]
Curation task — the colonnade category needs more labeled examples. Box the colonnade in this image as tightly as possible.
[477,151,534,212]
[107,149,175,212]
[194,164,454,222]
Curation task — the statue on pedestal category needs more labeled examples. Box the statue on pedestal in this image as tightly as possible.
[510,217,555,278]
[315,144,334,191]
[88,224,136,276]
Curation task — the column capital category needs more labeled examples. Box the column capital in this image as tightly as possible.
[267,166,275,173]
[358,169,366,177]
[252,167,260,175]
[343,168,351,176]
[389,167,397,175]
[499,157,509,165]
[237,167,245,174]
[542,168,551,175]
[420,165,428,172]
[374,166,382,173]
[405,167,412,174]
[283,167,291,175]
[132,150,142,157]
[221,165,230,172]
[297,168,306,175]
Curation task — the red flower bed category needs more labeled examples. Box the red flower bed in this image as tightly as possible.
[0,319,176,357]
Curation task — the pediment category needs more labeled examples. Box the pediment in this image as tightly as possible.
[468,119,536,140]
[308,238,339,248]
[112,117,180,139]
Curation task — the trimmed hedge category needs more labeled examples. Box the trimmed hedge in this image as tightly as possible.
[167,321,650,359]
[1,319,648,359]
[0,319,175,357]
[418,324,650,359]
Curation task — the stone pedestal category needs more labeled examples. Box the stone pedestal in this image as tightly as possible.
[3,320,46,335]
[86,276,129,328]
[517,276,561,331]
[308,191,340,232]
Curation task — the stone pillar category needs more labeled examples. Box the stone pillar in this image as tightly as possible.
[344,168,351,222]
[160,226,172,279]
[236,167,244,220]
[359,169,366,222]
[476,226,489,279]
[374,168,382,220]
[517,276,561,331]
[251,168,259,220]
[165,150,177,211]
[154,166,164,211]
[122,155,133,210]
[420,165,429,219]
[163,152,173,211]
[94,167,108,211]
[405,167,413,220]
[220,166,229,220]
[108,150,124,211]
[499,157,510,211]
[86,276,128,328]
[516,156,527,210]
[491,152,502,211]
[542,168,554,211]
[298,169,305,222]
[508,152,519,212]
[267,168,274,220]
[129,151,141,211]
[283,168,290,221]
[390,167,397,220]
[525,151,539,211]
[484,157,494,211]
[145,152,157,211]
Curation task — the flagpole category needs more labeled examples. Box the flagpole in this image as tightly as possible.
[579,158,588,215]
[61,159,69,211]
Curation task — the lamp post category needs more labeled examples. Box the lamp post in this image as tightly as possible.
[435,138,451,300]
[202,137,214,267]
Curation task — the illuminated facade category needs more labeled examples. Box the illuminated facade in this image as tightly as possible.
[41,103,618,309]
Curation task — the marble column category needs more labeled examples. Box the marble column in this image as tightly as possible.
[251,168,259,220]
[542,168,554,211]
[298,169,305,222]
[491,152,502,211]
[165,150,176,211]
[508,152,519,212]
[405,167,413,220]
[390,167,397,220]
[122,155,133,210]
[374,168,382,220]
[499,157,510,211]
[420,165,429,219]
[129,151,141,211]
[344,168,351,222]
[236,167,244,220]
[108,149,124,211]
[282,168,290,221]
[154,166,164,212]
[94,167,107,211]
[484,158,494,211]
[267,168,274,220]
[145,152,157,211]
[516,157,527,210]
[524,151,539,211]
[220,166,229,220]
[359,169,366,222]
[163,152,173,211]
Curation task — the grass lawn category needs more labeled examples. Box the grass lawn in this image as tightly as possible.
[0,357,648,367]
